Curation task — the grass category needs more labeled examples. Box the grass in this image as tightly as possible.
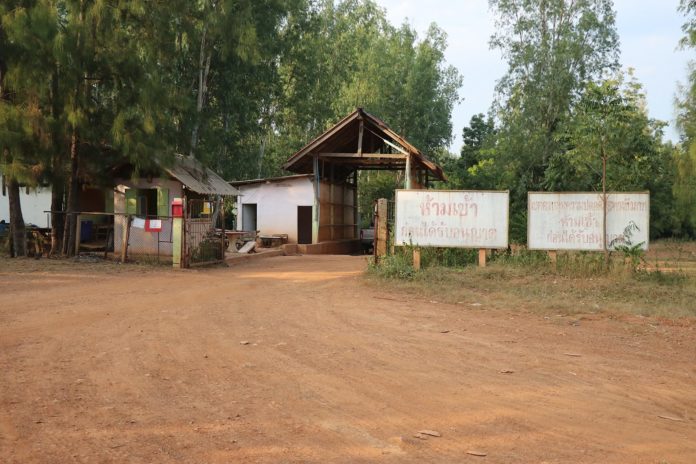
[366,240,696,319]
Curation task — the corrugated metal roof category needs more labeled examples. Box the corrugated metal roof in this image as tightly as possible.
[164,154,240,196]
[230,174,313,187]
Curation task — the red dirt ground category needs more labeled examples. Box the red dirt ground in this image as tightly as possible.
[1,255,695,463]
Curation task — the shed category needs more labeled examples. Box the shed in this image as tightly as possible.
[230,174,314,244]
[114,154,239,257]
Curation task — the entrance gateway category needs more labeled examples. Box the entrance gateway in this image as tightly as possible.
[280,108,447,253]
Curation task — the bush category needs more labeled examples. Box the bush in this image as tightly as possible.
[491,247,549,267]
[421,247,477,268]
[367,253,416,279]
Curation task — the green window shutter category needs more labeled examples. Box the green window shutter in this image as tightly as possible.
[125,188,137,215]
[157,188,169,217]
[105,190,114,213]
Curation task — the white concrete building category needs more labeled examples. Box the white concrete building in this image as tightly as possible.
[231,175,314,244]
[0,175,52,227]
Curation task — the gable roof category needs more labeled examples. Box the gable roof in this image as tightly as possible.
[165,154,240,196]
[283,108,446,181]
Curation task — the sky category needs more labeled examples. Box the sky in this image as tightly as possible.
[373,0,692,152]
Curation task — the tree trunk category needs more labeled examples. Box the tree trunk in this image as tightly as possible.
[62,129,79,256]
[50,176,64,256]
[7,176,26,257]
[190,27,211,158]
[49,67,65,256]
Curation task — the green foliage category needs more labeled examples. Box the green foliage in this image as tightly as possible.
[367,253,416,279]
[486,0,620,229]
[269,1,461,177]
[610,221,646,270]
[490,0,619,195]
[633,268,688,286]
[491,247,550,268]
[556,251,610,277]
[357,171,399,227]
[420,247,477,268]
[676,3,696,237]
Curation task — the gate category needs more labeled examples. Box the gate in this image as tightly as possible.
[184,198,227,267]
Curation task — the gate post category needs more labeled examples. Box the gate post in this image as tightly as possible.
[375,198,388,261]
[172,198,184,268]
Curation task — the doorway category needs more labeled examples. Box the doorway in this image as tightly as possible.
[242,203,257,231]
[297,206,312,244]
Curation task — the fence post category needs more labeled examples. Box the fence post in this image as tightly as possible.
[74,214,82,256]
[121,214,131,263]
[375,198,388,261]
[220,200,226,261]
[413,248,421,271]
[548,250,557,269]
[172,203,184,269]
[478,248,487,267]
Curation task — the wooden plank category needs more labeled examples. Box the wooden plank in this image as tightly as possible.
[375,198,388,259]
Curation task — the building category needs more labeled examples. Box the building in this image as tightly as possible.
[231,174,314,245]
[232,108,446,253]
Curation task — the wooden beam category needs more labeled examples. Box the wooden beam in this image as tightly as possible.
[317,153,406,159]
[357,118,364,156]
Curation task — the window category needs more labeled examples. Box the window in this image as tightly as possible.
[126,187,168,217]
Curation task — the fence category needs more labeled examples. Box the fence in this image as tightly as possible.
[35,212,174,264]
[184,198,226,267]
[115,214,175,264]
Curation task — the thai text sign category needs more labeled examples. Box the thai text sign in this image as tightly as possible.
[528,192,650,251]
[395,190,509,248]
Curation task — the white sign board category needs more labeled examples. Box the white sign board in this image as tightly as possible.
[528,192,650,251]
[395,190,509,248]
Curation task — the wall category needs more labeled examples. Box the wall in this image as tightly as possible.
[0,175,53,227]
[236,177,314,244]
[317,179,357,242]
[114,178,183,256]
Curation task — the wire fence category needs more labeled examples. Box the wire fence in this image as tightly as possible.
[115,214,175,264]
[36,211,175,264]
[184,198,226,267]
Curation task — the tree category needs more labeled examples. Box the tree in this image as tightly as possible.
[489,0,620,207]
[0,1,60,256]
[547,72,677,239]
[442,113,497,190]
[675,0,696,236]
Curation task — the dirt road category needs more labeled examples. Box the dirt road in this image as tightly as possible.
[1,255,695,463]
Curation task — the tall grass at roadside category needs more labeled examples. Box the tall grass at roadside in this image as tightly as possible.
[366,242,696,318]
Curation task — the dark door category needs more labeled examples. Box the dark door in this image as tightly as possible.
[297,206,312,244]
[242,203,257,231]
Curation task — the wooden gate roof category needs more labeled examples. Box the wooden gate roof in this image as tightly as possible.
[283,108,446,182]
